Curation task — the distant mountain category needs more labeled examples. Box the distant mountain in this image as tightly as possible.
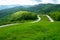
[0,5,27,18]
[27,4,57,12]
[0,4,60,19]
[27,4,60,13]
[0,4,33,10]
[0,5,22,10]
[42,4,60,13]
[0,5,13,10]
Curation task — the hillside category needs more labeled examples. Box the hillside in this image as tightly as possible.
[0,14,60,40]
[0,21,60,40]
[0,5,16,10]
[0,6,26,18]
[0,4,60,19]
[0,4,60,40]
[27,4,54,12]
[42,4,60,13]
[0,11,37,25]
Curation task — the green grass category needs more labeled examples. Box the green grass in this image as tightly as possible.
[0,14,60,40]
[40,15,50,22]
[0,22,60,40]
[0,11,37,25]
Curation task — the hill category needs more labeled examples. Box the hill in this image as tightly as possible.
[0,21,60,40]
[0,5,24,10]
[0,11,37,25]
[0,4,57,18]
[27,4,54,12]
[0,4,60,40]
[0,6,26,18]
[0,4,60,22]
[42,4,60,13]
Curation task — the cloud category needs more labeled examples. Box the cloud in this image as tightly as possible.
[34,0,60,4]
[39,0,54,4]
[35,0,42,2]
[0,0,39,5]
[56,0,60,4]
[38,0,60,4]
[0,0,60,5]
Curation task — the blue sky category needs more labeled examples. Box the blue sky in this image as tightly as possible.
[0,0,60,5]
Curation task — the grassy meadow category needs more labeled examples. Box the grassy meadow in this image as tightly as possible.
[0,21,60,40]
[0,4,60,40]
[0,13,60,40]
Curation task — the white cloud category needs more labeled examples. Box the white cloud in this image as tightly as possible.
[56,0,60,4]
[39,0,54,4]
[0,0,60,5]
[39,0,60,4]
[0,0,39,5]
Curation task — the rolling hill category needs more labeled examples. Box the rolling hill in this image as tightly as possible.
[0,5,26,18]
[0,11,37,25]
[0,5,21,10]
[0,4,60,25]
[0,4,60,19]
[0,4,60,40]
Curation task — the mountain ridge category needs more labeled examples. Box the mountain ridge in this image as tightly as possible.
[0,4,60,18]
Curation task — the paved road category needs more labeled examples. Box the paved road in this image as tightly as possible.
[0,23,20,28]
[46,15,54,22]
[32,15,41,23]
[0,15,41,27]
[0,15,54,28]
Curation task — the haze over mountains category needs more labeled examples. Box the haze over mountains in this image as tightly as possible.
[0,5,22,10]
[0,4,34,10]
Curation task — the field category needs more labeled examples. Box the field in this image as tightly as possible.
[0,4,60,40]
[0,15,60,40]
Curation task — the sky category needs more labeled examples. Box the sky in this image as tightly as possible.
[0,0,60,5]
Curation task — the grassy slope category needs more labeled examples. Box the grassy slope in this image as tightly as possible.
[0,15,60,40]
[40,15,49,22]
[0,11,37,25]
[0,22,60,40]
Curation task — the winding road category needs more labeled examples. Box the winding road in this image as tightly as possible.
[32,15,41,23]
[0,15,54,27]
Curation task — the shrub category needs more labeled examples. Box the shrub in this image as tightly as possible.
[0,11,37,25]
[9,11,37,22]
[49,11,60,21]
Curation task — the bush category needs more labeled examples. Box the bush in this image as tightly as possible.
[8,11,37,22]
[49,11,60,21]
[0,11,37,25]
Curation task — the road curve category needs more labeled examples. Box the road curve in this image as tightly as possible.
[0,15,41,27]
[32,15,41,23]
[0,15,54,28]
[46,15,54,22]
